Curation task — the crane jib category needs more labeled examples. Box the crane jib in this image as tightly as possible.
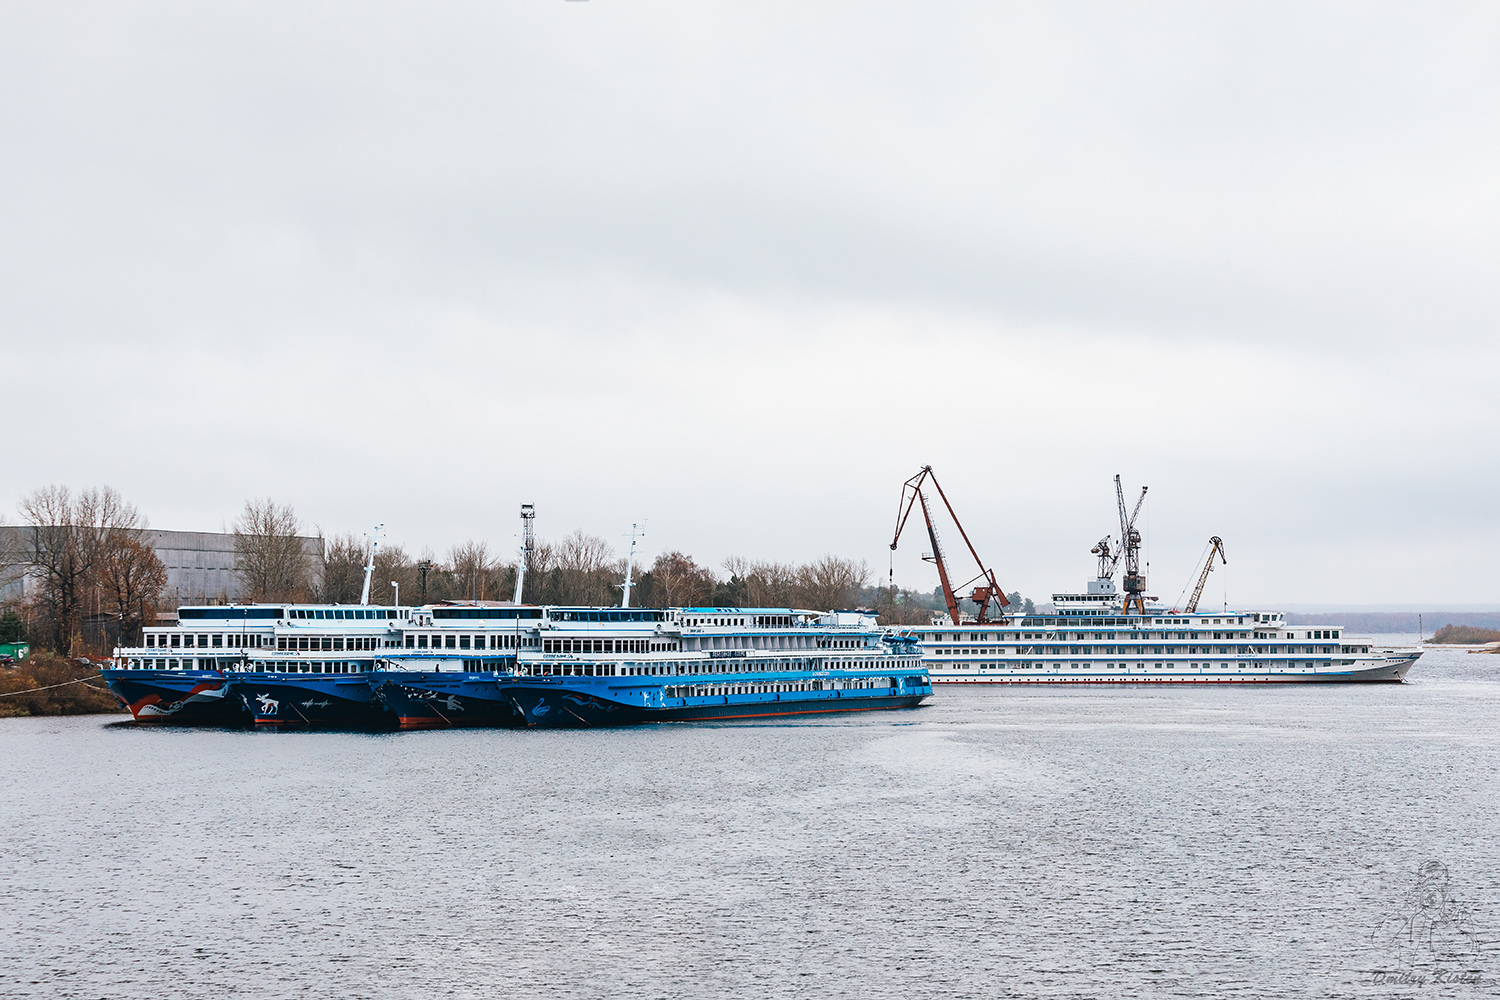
[890,466,1010,626]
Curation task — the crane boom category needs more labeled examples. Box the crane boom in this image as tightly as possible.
[1183,536,1226,613]
[891,465,1010,625]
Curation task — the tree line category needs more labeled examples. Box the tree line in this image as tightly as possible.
[4,487,1035,655]
[1,486,166,657]
[235,499,1038,624]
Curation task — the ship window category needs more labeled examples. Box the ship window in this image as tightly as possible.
[445,635,456,649]
[459,636,471,650]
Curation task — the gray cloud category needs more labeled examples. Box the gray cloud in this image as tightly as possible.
[2,1,1497,604]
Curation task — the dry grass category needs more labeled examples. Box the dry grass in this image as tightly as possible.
[0,652,126,717]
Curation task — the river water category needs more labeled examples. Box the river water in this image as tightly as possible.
[2,639,1497,999]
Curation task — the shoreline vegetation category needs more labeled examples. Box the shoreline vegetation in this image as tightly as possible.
[1428,624,1500,647]
[0,653,123,717]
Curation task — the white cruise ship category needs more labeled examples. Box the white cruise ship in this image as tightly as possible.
[893,582,1418,684]
[888,467,1419,684]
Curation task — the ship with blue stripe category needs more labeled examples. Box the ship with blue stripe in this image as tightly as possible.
[104,603,930,729]
[105,512,932,729]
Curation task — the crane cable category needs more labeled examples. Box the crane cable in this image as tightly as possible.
[1172,537,1216,611]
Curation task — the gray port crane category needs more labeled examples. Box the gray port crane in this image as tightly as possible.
[1108,475,1149,614]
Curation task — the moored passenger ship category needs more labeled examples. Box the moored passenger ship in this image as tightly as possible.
[888,467,1420,685]
[107,604,408,726]
[897,582,1419,685]
[483,606,929,728]
[105,603,932,727]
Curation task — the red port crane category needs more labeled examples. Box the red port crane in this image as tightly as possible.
[890,466,1011,625]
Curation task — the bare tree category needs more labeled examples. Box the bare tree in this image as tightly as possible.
[545,531,617,605]
[232,499,310,602]
[18,485,142,653]
[649,551,714,608]
[794,555,870,611]
[98,536,168,646]
[369,544,417,607]
[518,540,555,605]
[319,532,366,604]
[447,540,493,601]
[723,557,801,608]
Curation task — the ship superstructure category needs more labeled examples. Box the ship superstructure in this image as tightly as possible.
[492,607,928,728]
[112,603,408,725]
[105,603,931,727]
[897,601,1417,684]
[887,467,1419,684]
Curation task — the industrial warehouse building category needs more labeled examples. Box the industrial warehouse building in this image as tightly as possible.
[0,527,325,606]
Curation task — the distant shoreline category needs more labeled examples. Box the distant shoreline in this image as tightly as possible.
[1285,611,1500,634]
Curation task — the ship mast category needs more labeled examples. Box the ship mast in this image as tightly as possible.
[512,504,535,604]
[618,522,644,608]
[358,523,384,606]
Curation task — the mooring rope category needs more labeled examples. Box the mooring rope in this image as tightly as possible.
[0,674,111,698]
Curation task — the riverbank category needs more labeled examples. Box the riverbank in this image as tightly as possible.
[0,654,125,717]
[1429,623,1500,645]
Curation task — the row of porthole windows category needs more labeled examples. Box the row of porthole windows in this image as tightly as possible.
[543,638,675,654]
[128,658,368,673]
[144,633,268,649]
[939,661,1324,672]
[277,636,380,651]
[406,633,526,651]
[665,678,895,698]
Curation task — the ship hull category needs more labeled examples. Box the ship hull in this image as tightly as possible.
[238,673,391,729]
[929,653,1419,685]
[503,681,929,729]
[374,672,525,729]
[102,670,250,725]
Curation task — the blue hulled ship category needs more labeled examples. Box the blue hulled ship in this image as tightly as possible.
[104,514,930,728]
[500,606,929,728]
[105,603,403,727]
[106,603,931,729]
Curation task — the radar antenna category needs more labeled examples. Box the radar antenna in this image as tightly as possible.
[890,465,1010,625]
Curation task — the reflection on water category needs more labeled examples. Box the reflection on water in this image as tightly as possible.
[2,643,1496,998]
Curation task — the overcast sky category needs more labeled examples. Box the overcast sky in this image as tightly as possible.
[2,2,1497,607]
